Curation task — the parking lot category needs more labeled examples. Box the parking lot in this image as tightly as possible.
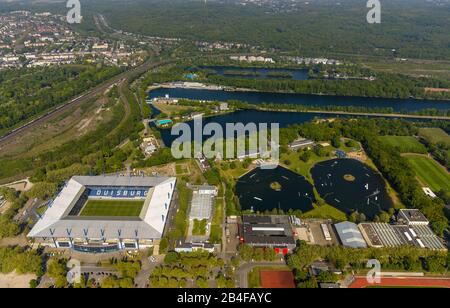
[296,219,340,246]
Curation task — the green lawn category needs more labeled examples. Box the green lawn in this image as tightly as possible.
[301,204,347,221]
[175,164,189,175]
[209,197,223,244]
[418,128,450,147]
[80,199,144,217]
[192,219,207,236]
[405,155,450,192]
[379,136,427,154]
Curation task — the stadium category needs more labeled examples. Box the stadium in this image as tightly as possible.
[28,175,176,253]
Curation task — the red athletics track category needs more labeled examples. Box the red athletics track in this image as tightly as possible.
[260,270,296,288]
[350,276,450,288]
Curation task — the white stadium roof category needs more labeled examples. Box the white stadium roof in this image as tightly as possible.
[28,175,176,240]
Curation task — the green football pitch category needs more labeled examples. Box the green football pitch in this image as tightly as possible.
[79,199,145,217]
[378,136,427,154]
[405,155,450,192]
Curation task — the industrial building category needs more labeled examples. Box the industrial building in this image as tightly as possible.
[239,215,296,254]
[28,175,176,253]
[334,221,367,248]
[175,241,215,253]
[288,138,315,150]
[359,221,446,250]
[397,209,430,226]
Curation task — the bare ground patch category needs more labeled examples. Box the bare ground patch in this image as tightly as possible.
[0,271,36,288]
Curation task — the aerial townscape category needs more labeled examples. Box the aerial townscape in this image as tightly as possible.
[0,0,449,294]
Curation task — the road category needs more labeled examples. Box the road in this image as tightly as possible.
[237,261,287,288]
[0,58,172,147]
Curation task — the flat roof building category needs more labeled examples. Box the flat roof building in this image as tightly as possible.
[359,222,446,250]
[239,215,296,254]
[288,138,315,150]
[397,209,429,226]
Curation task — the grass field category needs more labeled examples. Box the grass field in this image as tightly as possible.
[379,136,427,154]
[192,219,207,236]
[418,128,450,147]
[405,155,450,192]
[301,204,347,221]
[80,199,145,217]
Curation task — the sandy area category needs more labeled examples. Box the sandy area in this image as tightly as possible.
[0,271,36,288]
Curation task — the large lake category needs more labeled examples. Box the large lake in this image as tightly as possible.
[149,88,450,112]
[157,109,337,146]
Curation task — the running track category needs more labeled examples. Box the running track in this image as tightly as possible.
[350,276,450,288]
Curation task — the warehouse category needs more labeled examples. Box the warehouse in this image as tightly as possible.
[359,222,446,250]
[239,215,296,254]
[334,221,367,248]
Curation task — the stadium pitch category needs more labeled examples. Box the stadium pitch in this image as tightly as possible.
[79,199,145,217]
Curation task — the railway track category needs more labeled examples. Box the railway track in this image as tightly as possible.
[0,58,169,146]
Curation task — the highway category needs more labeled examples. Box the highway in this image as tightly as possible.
[0,58,170,146]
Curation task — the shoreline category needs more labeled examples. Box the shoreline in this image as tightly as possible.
[148,82,450,103]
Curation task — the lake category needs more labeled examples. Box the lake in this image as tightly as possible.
[311,158,393,218]
[235,166,315,213]
[149,87,450,112]
[157,109,337,146]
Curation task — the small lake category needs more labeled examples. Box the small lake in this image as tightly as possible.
[236,166,315,213]
[199,66,309,80]
[311,158,393,219]
[149,88,450,112]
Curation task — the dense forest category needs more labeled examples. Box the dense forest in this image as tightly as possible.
[74,0,450,60]
[204,72,450,100]
[0,65,122,134]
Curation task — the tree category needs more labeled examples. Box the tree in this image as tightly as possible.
[47,259,68,288]
[119,277,134,288]
[159,238,169,254]
[101,276,120,288]
[238,244,254,261]
[331,137,341,148]
[164,251,180,264]
[345,140,358,148]
[115,260,141,279]
[196,277,209,288]
[300,150,311,163]
[26,182,58,200]
[29,279,38,288]
[379,211,390,223]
